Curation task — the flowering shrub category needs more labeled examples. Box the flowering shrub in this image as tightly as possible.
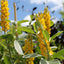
[0,0,64,64]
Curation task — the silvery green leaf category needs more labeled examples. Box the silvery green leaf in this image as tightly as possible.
[18,33,28,39]
[40,59,61,64]
[23,53,42,58]
[39,58,47,64]
[14,40,24,55]
[49,59,61,64]
[51,46,57,49]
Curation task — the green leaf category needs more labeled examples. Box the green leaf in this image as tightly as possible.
[62,22,64,25]
[36,20,42,29]
[51,46,57,51]
[40,59,61,64]
[0,28,1,31]
[0,34,14,41]
[39,58,47,64]
[23,53,42,58]
[8,25,16,35]
[18,20,29,25]
[43,30,50,41]
[51,46,57,49]
[30,15,33,20]
[0,42,7,50]
[36,20,50,41]
[50,21,54,26]
[14,40,24,55]
[17,26,35,34]
[5,19,11,23]
[49,59,61,64]
[4,56,11,64]
[35,45,41,54]
[33,22,38,32]
[60,11,64,15]
[17,29,22,34]
[53,49,64,61]
[50,31,63,42]
[57,49,64,55]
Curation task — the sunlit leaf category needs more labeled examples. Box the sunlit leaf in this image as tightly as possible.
[53,49,64,61]
[5,19,11,23]
[50,21,54,26]
[30,15,33,20]
[18,20,29,26]
[50,31,63,42]
[33,22,38,32]
[17,26,35,34]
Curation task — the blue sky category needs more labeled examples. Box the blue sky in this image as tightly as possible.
[8,0,64,21]
[0,0,64,34]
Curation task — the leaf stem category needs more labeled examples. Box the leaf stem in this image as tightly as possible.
[36,34,50,60]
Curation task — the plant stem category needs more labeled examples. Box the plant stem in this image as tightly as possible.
[13,2,18,40]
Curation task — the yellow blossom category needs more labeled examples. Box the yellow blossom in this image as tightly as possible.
[0,0,10,32]
[23,38,34,64]
[36,7,53,57]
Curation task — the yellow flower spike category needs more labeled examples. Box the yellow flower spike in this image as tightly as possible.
[36,7,53,58]
[40,18,47,30]
[23,35,34,64]
[1,1,4,5]
[1,0,10,32]
[2,28,4,31]
[6,26,9,28]
[43,7,51,34]
[7,16,9,19]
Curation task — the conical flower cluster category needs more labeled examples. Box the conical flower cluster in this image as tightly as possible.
[43,7,51,34]
[36,7,53,57]
[0,0,10,32]
[23,34,34,64]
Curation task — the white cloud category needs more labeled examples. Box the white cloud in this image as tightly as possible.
[30,0,64,5]
[51,16,58,24]
[49,0,64,11]
[30,0,64,11]
[21,15,36,26]
[30,0,46,4]
[24,15,31,21]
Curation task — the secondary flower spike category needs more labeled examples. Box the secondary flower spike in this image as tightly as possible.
[0,0,10,32]
[23,34,34,64]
